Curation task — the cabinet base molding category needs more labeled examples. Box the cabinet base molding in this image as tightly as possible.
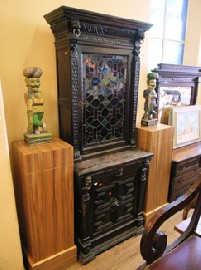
[77,220,143,264]
[23,246,77,270]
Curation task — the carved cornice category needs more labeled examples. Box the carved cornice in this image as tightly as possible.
[80,21,135,39]
[44,6,152,40]
[48,20,138,40]
[79,34,131,46]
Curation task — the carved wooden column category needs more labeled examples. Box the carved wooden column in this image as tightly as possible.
[137,159,151,230]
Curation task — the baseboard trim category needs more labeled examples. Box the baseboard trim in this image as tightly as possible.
[23,245,77,270]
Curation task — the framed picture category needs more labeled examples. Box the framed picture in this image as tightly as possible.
[158,86,192,122]
[168,105,201,149]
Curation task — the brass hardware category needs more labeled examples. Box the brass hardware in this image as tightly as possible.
[73,28,81,37]
[110,198,120,207]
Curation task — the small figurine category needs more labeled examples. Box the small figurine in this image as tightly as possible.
[23,67,52,144]
[141,72,158,126]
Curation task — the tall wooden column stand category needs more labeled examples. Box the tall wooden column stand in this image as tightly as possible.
[12,138,77,270]
[137,123,174,224]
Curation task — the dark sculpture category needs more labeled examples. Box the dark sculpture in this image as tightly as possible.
[141,72,158,126]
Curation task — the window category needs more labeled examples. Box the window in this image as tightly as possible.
[149,0,188,70]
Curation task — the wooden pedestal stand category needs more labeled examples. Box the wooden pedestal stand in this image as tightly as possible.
[137,123,174,224]
[12,138,77,270]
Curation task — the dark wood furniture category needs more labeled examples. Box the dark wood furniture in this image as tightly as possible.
[12,138,77,270]
[153,63,201,104]
[74,148,152,263]
[153,63,201,105]
[152,63,201,123]
[137,179,201,270]
[168,142,201,202]
[44,6,153,263]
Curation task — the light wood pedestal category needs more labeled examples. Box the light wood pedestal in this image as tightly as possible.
[137,123,174,224]
[12,138,77,270]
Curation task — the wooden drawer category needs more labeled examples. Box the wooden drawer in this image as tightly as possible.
[169,143,201,202]
[169,169,198,202]
[173,175,196,193]
[170,186,189,201]
[170,178,195,201]
[173,157,199,175]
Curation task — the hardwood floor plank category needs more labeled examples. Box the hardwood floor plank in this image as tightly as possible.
[67,211,185,270]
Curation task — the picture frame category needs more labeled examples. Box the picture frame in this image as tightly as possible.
[168,105,201,149]
[158,86,192,122]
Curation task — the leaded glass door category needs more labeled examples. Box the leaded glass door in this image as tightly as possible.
[81,49,132,152]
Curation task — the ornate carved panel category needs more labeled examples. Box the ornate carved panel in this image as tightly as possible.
[74,151,152,263]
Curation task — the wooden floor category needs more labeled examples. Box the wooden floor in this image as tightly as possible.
[67,210,186,270]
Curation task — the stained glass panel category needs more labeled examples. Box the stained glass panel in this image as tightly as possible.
[82,53,128,147]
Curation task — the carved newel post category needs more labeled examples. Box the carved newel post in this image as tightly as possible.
[23,67,52,144]
[141,72,158,126]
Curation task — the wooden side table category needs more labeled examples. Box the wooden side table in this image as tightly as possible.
[12,138,77,270]
[169,142,201,202]
[137,123,174,224]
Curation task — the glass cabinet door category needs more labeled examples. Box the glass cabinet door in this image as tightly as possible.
[82,53,129,149]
